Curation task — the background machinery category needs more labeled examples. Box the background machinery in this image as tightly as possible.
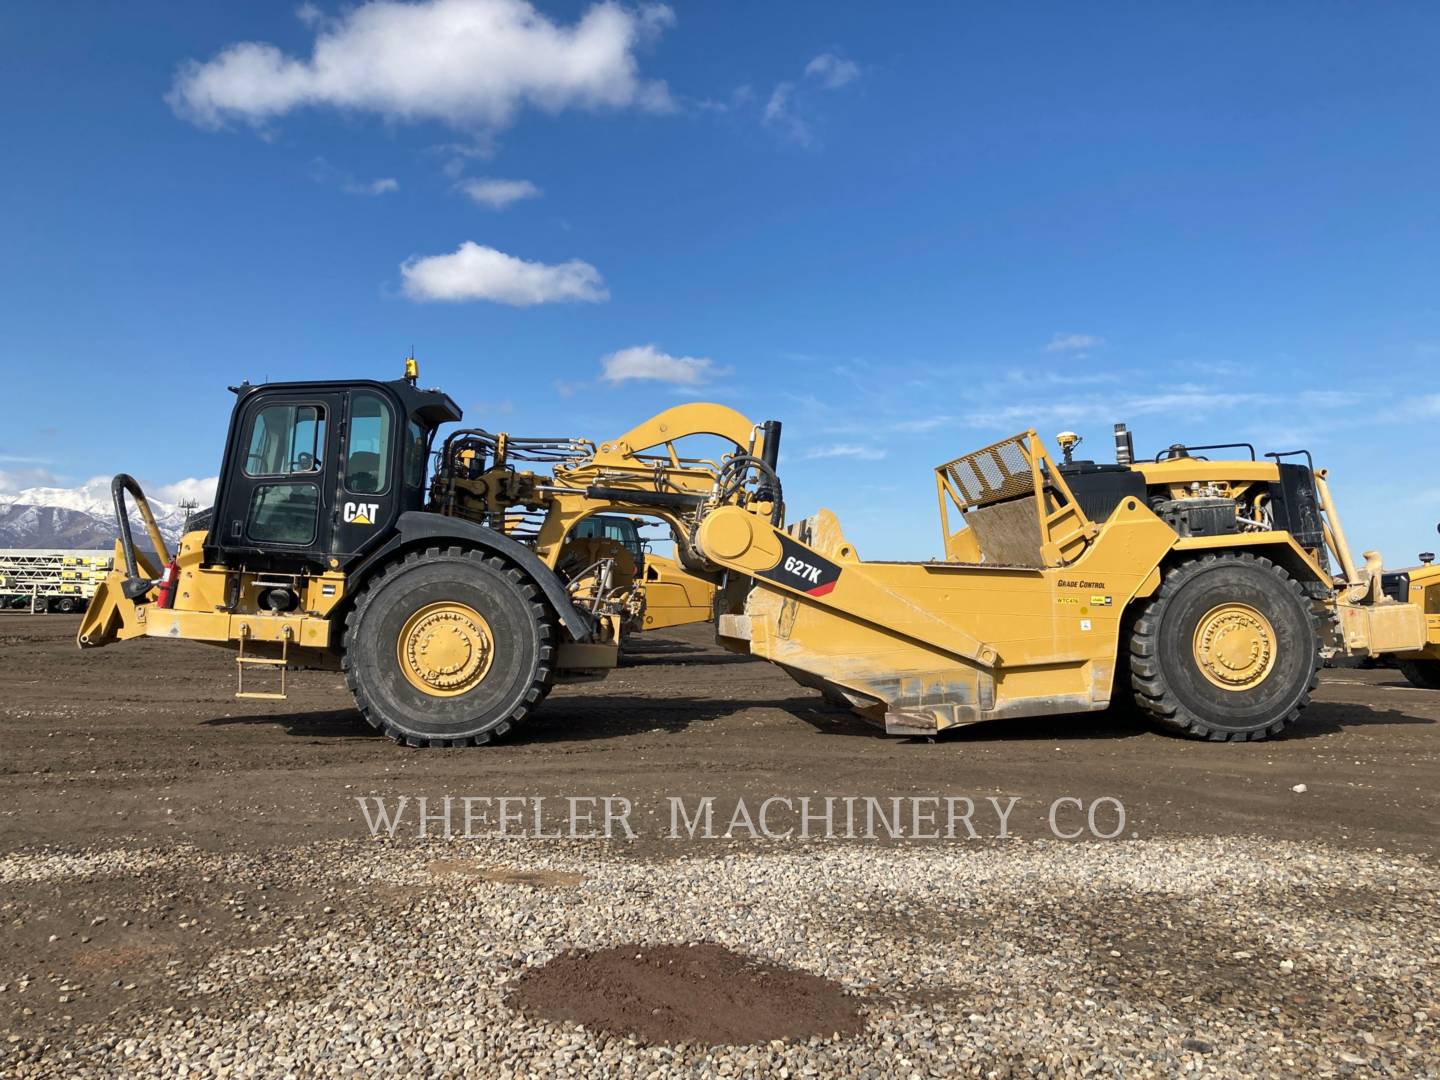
[1,550,113,613]
[1380,537,1440,689]
[79,363,1440,746]
[550,513,718,634]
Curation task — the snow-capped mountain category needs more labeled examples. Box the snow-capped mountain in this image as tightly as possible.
[0,477,215,551]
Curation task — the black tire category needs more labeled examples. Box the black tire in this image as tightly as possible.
[1128,553,1320,741]
[342,546,555,747]
[1397,659,1440,690]
[57,597,77,614]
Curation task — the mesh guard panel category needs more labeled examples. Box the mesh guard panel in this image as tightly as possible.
[937,433,1036,509]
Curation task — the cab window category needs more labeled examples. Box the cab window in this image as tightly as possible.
[243,403,325,477]
[346,392,393,494]
[405,419,430,490]
[246,483,319,545]
[573,516,643,558]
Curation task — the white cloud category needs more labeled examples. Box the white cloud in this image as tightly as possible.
[311,156,399,196]
[963,388,1275,428]
[153,477,220,506]
[697,84,755,114]
[432,140,498,179]
[763,50,860,145]
[891,416,951,433]
[763,83,791,124]
[1045,333,1104,353]
[804,53,859,89]
[599,344,715,386]
[1298,389,1352,408]
[0,466,60,494]
[762,82,810,145]
[1003,369,1123,388]
[0,474,218,515]
[1121,390,1271,415]
[469,398,516,416]
[460,177,541,208]
[1413,393,1440,417]
[400,241,608,305]
[803,443,887,461]
[169,0,675,132]
[343,177,399,196]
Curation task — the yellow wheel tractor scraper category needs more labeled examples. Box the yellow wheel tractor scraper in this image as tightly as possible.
[705,428,1438,738]
[79,362,1440,746]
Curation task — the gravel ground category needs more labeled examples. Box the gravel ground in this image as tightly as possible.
[1,836,1436,1078]
[4,618,1440,1076]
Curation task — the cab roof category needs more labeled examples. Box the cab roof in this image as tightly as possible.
[230,377,462,427]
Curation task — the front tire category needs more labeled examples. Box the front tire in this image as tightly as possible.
[1397,659,1440,690]
[342,547,555,747]
[1128,553,1320,741]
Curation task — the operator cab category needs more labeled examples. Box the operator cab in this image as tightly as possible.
[569,515,646,564]
[205,374,461,570]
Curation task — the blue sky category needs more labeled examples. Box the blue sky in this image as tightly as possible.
[1,1,1437,562]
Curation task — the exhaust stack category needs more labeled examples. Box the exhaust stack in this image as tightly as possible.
[1114,423,1134,465]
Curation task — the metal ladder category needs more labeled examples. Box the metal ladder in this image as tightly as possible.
[236,625,292,701]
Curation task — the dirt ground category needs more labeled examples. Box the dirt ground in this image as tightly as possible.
[2,614,1438,1072]
[3,615,1437,855]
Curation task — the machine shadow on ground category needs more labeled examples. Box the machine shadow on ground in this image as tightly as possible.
[916,700,1433,744]
[196,693,1431,747]
[617,638,756,667]
[199,693,833,743]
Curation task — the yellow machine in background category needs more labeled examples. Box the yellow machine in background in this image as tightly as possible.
[79,363,1440,746]
[1378,546,1440,688]
[552,515,717,634]
[639,552,718,632]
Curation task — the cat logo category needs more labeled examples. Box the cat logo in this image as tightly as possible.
[343,501,381,526]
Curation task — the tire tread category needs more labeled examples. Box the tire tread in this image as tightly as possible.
[340,546,555,747]
[1126,552,1320,741]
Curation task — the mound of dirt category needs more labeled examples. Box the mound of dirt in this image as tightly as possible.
[508,942,864,1046]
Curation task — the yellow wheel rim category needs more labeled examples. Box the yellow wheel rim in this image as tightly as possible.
[1192,602,1276,691]
[396,601,495,697]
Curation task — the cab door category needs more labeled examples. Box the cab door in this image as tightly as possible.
[332,388,403,559]
[215,392,343,565]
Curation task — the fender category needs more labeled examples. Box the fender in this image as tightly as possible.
[1168,532,1333,590]
[348,511,594,642]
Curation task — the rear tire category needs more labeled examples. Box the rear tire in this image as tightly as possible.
[342,546,555,747]
[1128,553,1320,741]
[1397,659,1440,690]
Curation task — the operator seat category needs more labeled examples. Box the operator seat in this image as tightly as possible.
[347,451,381,494]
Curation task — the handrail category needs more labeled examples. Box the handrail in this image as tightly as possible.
[111,474,170,600]
[1156,442,1257,462]
[1264,449,1315,474]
